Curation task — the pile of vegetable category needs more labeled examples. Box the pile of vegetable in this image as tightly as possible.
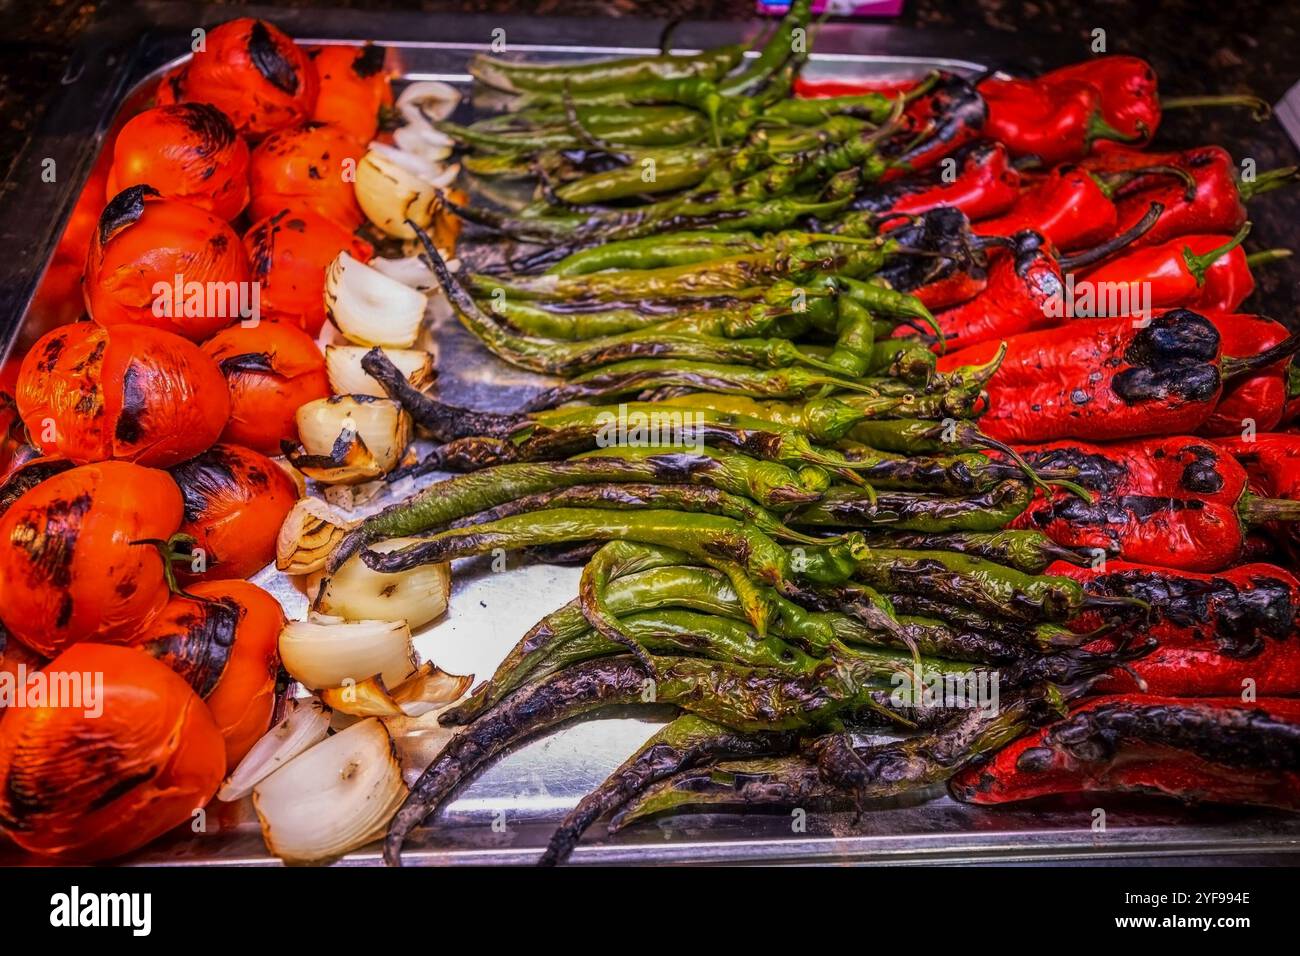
[1,5,1298,866]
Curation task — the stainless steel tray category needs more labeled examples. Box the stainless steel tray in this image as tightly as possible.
[2,3,1298,867]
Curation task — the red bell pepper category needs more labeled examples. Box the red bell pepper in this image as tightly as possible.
[950,695,1300,811]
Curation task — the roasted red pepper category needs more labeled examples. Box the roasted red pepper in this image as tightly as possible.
[794,76,921,99]
[1217,432,1300,551]
[1011,436,1300,571]
[1108,146,1298,251]
[923,230,1063,351]
[1051,560,1300,693]
[950,695,1300,811]
[937,309,1226,442]
[978,75,1140,166]
[851,141,1020,223]
[884,73,986,179]
[1078,224,1253,315]
[1199,313,1294,436]
[974,165,1187,252]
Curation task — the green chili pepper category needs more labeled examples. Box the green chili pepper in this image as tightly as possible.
[467,46,746,95]
[791,480,1034,533]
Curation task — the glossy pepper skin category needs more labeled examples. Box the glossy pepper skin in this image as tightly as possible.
[937,309,1224,442]
[1012,435,1296,572]
[974,166,1124,252]
[1080,227,1254,317]
[923,230,1063,351]
[1218,432,1300,550]
[1199,313,1293,436]
[978,75,1138,166]
[950,695,1300,812]
[1040,57,1160,148]
[850,141,1020,222]
[1107,146,1297,251]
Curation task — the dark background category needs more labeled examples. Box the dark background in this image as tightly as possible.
[0,0,1296,310]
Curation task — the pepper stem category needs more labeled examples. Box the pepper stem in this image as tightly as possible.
[1084,111,1147,151]
[130,533,203,598]
[1221,333,1300,382]
[1244,248,1293,269]
[1183,222,1251,285]
[1058,201,1164,272]
[1160,93,1271,121]
[1242,493,1300,525]
[1238,165,1300,201]
[1093,164,1196,202]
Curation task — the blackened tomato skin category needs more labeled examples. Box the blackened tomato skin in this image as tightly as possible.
[0,643,225,862]
[0,461,183,656]
[107,103,251,221]
[307,43,393,145]
[248,122,365,229]
[16,322,230,468]
[177,18,318,139]
[85,187,252,341]
[243,208,373,335]
[169,443,298,580]
[202,322,329,455]
[136,579,285,768]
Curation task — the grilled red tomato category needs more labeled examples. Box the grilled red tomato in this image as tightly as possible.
[0,461,183,655]
[307,43,394,144]
[169,443,298,580]
[0,637,46,722]
[137,579,285,768]
[202,322,329,455]
[16,322,229,467]
[85,185,252,341]
[244,207,373,335]
[107,103,251,221]
[249,122,365,228]
[0,643,225,862]
[170,18,317,139]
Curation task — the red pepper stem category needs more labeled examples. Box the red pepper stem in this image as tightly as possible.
[1058,201,1165,272]
[1084,110,1147,151]
[1220,333,1300,383]
[1183,222,1251,285]
[1244,248,1293,269]
[1241,493,1300,526]
[1238,165,1300,201]
[1160,93,1272,121]
[129,532,204,597]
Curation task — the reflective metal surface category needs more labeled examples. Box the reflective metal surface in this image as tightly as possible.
[2,4,1297,866]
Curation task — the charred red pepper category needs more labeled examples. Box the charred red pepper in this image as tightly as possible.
[850,141,1020,223]
[882,73,986,179]
[950,695,1300,811]
[975,164,1188,252]
[1049,559,1300,697]
[923,230,1063,351]
[1011,435,1300,571]
[1199,313,1295,437]
[938,309,1226,441]
[1218,432,1300,552]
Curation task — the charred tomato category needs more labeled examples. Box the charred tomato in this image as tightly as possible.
[169,443,298,580]
[107,103,251,221]
[202,322,329,455]
[16,322,230,467]
[249,122,365,229]
[0,461,183,656]
[0,643,225,861]
[85,186,252,341]
[307,43,394,145]
[137,579,285,767]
